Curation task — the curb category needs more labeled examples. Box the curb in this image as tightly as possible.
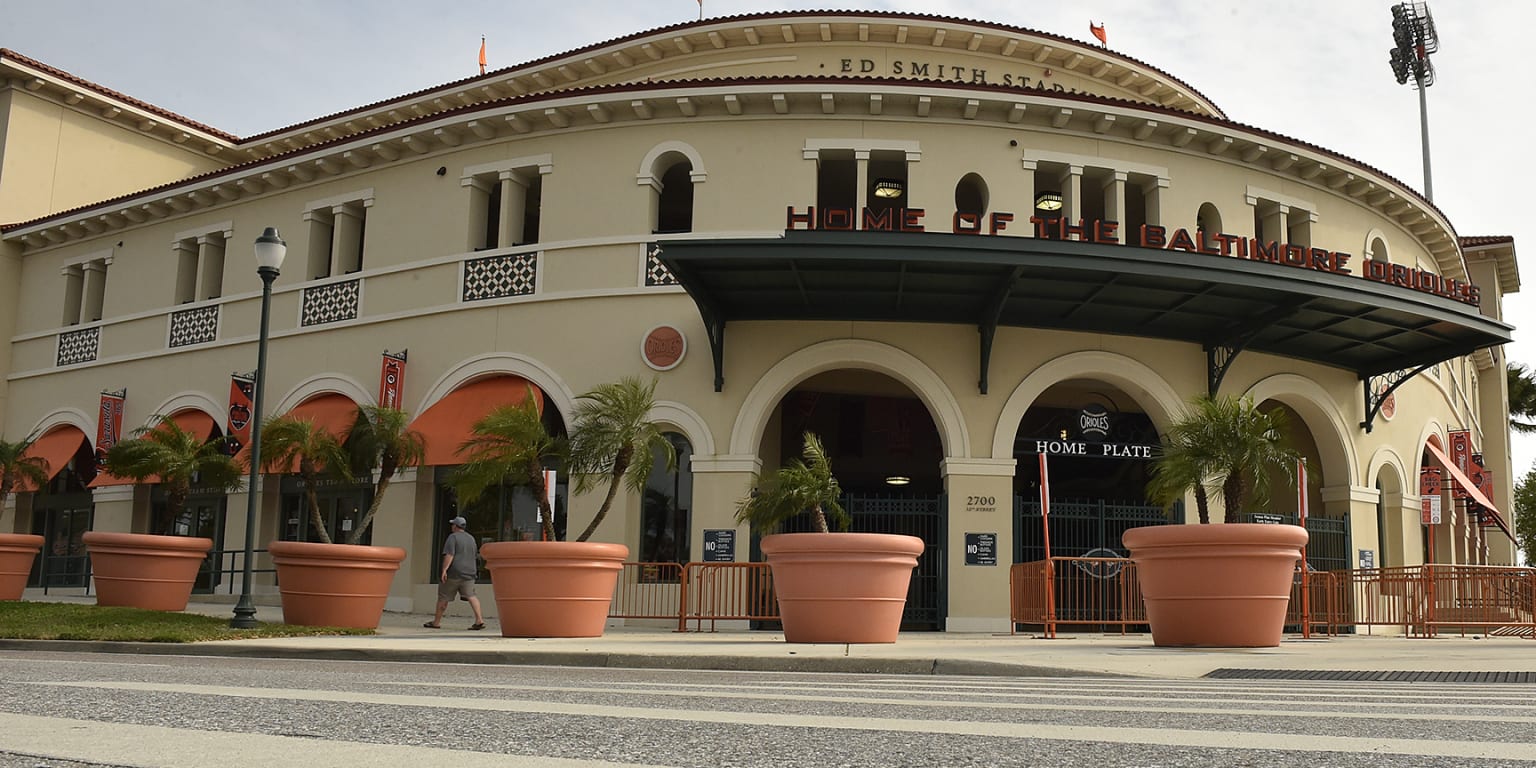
[0,639,1124,678]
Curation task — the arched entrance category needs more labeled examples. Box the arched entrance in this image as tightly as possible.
[752,369,947,630]
[1011,381,1168,563]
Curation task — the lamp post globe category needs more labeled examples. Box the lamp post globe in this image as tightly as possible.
[231,227,285,628]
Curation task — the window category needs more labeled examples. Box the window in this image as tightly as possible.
[463,156,550,251]
[61,253,111,325]
[1198,202,1223,236]
[806,140,919,230]
[1023,151,1168,242]
[172,226,230,303]
[303,190,373,279]
[954,173,989,231]
[1247,187,1316,247]
[432,475,569,581]
[279,477,374,545]
[654,160,694,234]
[639,432,692,567]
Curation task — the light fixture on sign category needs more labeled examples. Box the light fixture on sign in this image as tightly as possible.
[885,475,911,486]
[1035,191,1064,211]
[873,179,905,199]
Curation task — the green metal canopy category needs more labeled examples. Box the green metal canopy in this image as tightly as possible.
[656,230,1510,421]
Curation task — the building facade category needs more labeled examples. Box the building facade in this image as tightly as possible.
[0,11,1519,630]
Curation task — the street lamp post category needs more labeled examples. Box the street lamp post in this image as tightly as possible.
[231,227,286,628]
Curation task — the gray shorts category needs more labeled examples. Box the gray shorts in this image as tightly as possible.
[438,576,477,601]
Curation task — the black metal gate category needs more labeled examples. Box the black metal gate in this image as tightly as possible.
[1014,496,1177,563]
[756,492,946,631]
[1242,512,1351,572]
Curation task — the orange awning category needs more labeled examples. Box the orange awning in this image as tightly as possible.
[90,410,221,488]
[235,393,361,473]
[1424,441,1515,543]
[411,376,543,466]
[14,426,88,492]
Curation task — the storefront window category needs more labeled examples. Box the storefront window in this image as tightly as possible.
[279,476,373,545]
[639,432,692,566]
[432,467,568,582]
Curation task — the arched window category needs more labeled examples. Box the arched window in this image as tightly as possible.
[640,432,692,568]
[1368,235,1391,264]
[655,159,694,234]
[954,172,989,229]
[1198,203,1223,235]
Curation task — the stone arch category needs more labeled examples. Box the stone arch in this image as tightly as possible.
[1244,373,1358,486]
[1364,227,1391,263]
[636,140,707,186]
[26,408,95,441]
[991,351,1185,460]
[148,391,224,425]
[650,400,716,457]
[416,352,577,421]
[728,339,968,459]
[271,374,372,415]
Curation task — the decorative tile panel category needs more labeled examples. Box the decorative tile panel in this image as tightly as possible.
[463,252,537,301]
[645,242,677,286]
[168,305,219,348]
[57,326,99,366]
[301,279,360,327]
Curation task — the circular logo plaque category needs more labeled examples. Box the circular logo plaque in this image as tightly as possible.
[642,325,686,371]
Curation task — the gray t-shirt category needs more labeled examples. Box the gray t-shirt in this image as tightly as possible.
[442,529,478,580]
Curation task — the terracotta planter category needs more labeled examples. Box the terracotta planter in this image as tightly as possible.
[481,540,628,638]
[0,533,45,601]
[268,540,406,629]
[1122,523,1308,647]
[81,531,213,612]
[761,532,925,644]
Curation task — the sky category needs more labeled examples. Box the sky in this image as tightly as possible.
[6,0,1535,473]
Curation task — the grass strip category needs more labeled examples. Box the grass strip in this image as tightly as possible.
[0,601,373,642]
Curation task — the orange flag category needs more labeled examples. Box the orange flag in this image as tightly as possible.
[478,37,487,75]
[1089,22,1107,47]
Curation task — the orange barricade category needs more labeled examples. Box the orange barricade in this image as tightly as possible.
[609,562,686,621]
[1286,569,1341,637]
[1326,565,1535,638]
[676,561,778,632]
[1009,557,1145,635]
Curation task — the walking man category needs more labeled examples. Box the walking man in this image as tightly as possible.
[425,516,486,630]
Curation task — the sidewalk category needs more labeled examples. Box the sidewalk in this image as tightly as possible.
[12,594,1535,680]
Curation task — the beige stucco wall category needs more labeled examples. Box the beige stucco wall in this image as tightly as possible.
[1,17,1517,619]
[0,89,224,226]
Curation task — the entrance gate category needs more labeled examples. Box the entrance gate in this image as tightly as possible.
[1014,496,1177,562]
[760,492,946,631]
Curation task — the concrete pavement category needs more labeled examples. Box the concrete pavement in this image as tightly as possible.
[11,592,1535,679]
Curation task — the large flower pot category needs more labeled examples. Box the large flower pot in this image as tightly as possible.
[761,532,925,644]
[268,540,406,629]
[1122,523,1308,648]
[0,533,45,601]
[81,531,213,612]
[481,541,628,638]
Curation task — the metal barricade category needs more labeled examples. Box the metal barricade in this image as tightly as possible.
[609,562,685,620]
[1286,569,1340,637]
[677,561,777,632]
[1009,557,1145,636]
[1327,565,1536,638]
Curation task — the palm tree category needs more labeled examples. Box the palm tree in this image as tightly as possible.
[1146,394,1299,524]
[102,416,244,535]
[0,432,51,513]
[735,431,850,534]
[344,405,426,545]
[1508,363,1536,434]
[259,414,350,544]
[453,394,561,542]
[565,376,675,542]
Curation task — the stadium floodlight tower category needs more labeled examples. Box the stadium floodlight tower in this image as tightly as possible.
[1389,2,1440,201]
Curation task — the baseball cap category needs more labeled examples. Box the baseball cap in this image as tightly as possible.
[449,516,467,527]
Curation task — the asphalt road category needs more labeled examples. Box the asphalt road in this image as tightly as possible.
[0,650,1532,767]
